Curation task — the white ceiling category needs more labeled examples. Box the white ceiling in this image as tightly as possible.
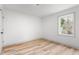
[4,4,78,17]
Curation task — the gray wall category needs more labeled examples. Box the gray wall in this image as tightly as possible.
[42,5,79,49]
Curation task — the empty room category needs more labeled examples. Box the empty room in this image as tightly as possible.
[0,4,79,55]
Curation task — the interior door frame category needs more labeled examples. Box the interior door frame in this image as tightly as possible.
[0,9,4,55]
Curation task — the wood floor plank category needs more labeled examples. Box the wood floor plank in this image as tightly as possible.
[3,39,79,55]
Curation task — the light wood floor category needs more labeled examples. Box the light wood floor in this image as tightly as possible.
[3,39,79,55]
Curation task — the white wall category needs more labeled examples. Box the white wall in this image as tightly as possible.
[3,5,79,49]
[42,5,79,49]
[3,8,42,46]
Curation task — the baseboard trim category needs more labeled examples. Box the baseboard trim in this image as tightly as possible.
[3,38,79,50]
[3,38,42,49]
[44,38,79,50]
